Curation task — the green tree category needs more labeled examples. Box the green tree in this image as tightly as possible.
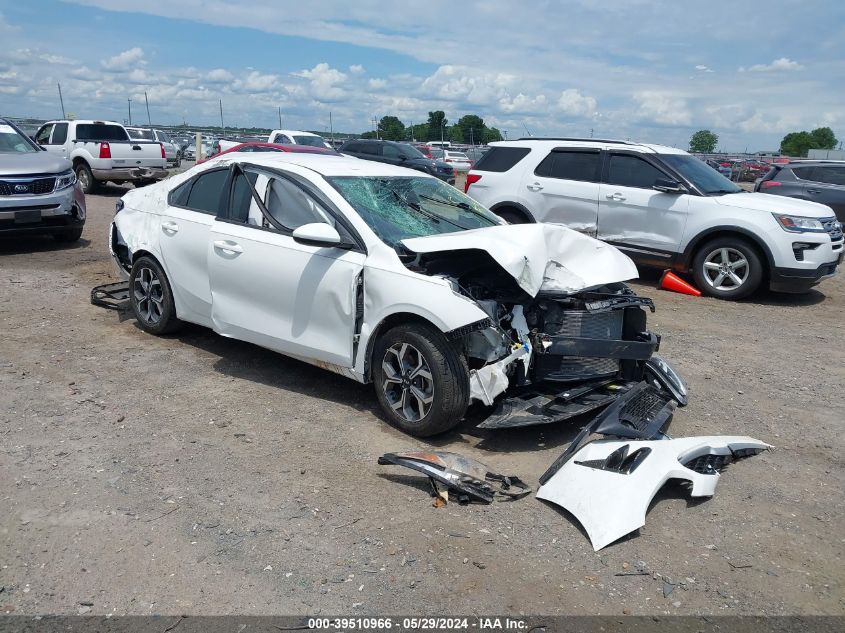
[810,127,837,150]
[780,131,817,157]
[449,124,464,144]
[409,123,429,142]
[456,114,485,144]
[483,127,503,143]
[689,129,719,153]
[427,111,447,142]
[379,115,405,141]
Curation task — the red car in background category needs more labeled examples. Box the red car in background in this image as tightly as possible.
[197,142,338,164]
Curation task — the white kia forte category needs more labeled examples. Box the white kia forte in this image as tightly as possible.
[110,153,687,436]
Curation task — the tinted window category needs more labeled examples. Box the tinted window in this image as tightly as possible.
[51,123,68,144]
[660,154,741,195]
[359,143,380,156]
[472,146,531,172]
[292,135,328,148]
[534,150,600,182]
[383,144,402,158]
[76,124,130,142]
[812,166,845,186]
[127,128,154,141]
[607,154,666,189]
[264,177,331,230]
[168,179,193,207]
[398,143,424,159]
[229,170,259,223]
[184,169,228,215]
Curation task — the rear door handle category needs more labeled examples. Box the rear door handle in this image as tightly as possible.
[526,182,544,192]
[806,189,821,194]
[161,221,179,233]
[605,192,626,201]
[213,240,243,254]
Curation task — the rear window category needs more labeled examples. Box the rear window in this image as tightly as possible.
[76,124,129,142]
[471,146,531,172]
[127,128,154,141]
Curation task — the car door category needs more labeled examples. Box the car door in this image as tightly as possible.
[158,168,229,327]
[519,148,601,234]
[34,124,55,152]
[803,166,845,222]
[381,143,404,166]
[598,152,689,259]
[47,122,69,157]
[208,165,365,367]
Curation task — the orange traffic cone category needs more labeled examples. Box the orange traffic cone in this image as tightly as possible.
[659,270,701,297]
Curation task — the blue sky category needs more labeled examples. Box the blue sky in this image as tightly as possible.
[1,0,843,150]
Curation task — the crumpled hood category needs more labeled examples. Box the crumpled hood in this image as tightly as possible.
[715,192,834,217]
[401,223,638,296]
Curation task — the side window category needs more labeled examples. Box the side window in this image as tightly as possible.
[342,143,359,153]
[184,169,229,215]
[51,123,68,145]
[229,170,260,223]
[607,154,667,189]
[472,146,531,172]
[792,167,815,181]
[359,144,380,156]
[273,133,292,144]
[534,150,600,182]
[264,176,333,231]
[168,179,193,207]
[35,125,53,145]
[815,167,845,186]
[383,145,401,159]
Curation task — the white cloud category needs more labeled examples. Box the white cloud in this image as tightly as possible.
[695,64,714,73]
[294,62,347,101]
[206,68,234,82]
[634,91,692,126]
[349,64,365,75]
[102,47,146,71]
[368,78,386,90]
[557,89,597,117]
[740,57,804,73]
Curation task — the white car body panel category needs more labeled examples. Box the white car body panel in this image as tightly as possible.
[537,435,771,551]
[401,223,638,297]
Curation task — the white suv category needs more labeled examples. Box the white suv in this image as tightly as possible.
[466,139,843,299]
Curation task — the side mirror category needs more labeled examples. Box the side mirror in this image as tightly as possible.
[398,154,407,161]
[292,222,343,247]
[653,178,686,194]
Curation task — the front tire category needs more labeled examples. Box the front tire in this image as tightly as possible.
[692,237,764,300]
[373,323,469,437]
[129,256,181,334]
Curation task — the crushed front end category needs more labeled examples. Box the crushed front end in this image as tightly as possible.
[453,281,684,429]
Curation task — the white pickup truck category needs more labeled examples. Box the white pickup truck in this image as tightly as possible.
[217,129,332,153]
[34,120,168,193]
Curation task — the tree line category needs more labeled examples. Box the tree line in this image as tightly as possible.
[689,127,839,156]
[360,111,504,144]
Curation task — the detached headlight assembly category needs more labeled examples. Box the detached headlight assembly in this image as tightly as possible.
[773,213,825,233]
[54,170,76,191]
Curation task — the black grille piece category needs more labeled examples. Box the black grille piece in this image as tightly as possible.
[684,453,732,475]
[822,217,843,241]
[576,445,652,475]
[0,177,56,196]
[617,386,667,432]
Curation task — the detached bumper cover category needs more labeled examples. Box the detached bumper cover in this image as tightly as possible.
[537,435,770,550]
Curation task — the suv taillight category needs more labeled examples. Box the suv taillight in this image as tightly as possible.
[465,173,482,193]
[99,142,111,159]
[160,143,166,159]
[761,181,782,188]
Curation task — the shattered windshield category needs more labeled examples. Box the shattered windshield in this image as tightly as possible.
[329,176,501,247]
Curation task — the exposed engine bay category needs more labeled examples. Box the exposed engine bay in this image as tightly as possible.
[399,242,686,429]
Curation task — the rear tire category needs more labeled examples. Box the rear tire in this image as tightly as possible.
[53,227,83,243]
[129,256,181,335]
[372,323,469,437]
[692,237,764,300]
[74,163,97,194]
[494,207,530,224]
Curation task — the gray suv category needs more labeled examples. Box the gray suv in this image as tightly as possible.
[0,118,86,242]
[756,160,845,222]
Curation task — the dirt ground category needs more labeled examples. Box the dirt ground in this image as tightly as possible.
[1,182,843,617]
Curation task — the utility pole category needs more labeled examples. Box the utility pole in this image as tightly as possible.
[219,100,225,136]
[128,99,132,125]
[278,106,282,129]
[57,83,66,119]
[144,91,152,129]
[329,111,334,145]
[469,127,474,146]
[440,120,444,144]
[590,128,594,138]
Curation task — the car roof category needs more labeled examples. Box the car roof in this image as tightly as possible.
[226,142,336,154]
[490,138,689,155]
[212,152,433,178]
[272,129,322,137]
[783,160,845,166]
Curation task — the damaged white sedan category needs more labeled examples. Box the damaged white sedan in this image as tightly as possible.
[110,153,686,436]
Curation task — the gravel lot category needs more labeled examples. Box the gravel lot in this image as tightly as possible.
[1,183,843,617]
